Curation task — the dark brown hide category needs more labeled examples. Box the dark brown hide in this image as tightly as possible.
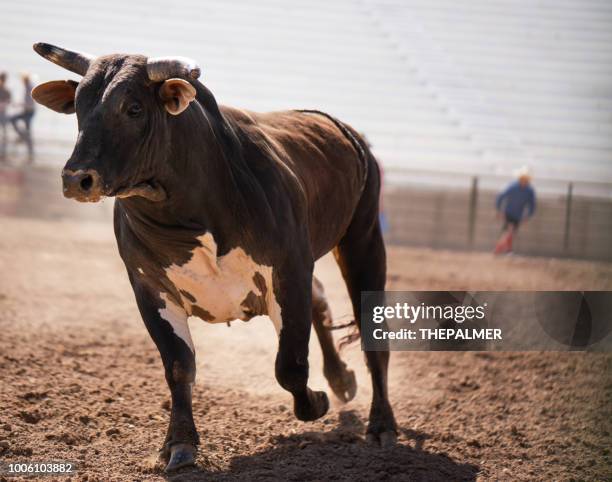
[219,107,368,259]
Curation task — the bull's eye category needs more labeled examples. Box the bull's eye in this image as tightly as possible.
[126,102,143,118]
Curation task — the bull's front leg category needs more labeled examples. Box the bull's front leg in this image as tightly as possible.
[271,258,329,422]
[131,282,198,472]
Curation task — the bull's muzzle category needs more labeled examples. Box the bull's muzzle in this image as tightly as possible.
[61,168,103,202]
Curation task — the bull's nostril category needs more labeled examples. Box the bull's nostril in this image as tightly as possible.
[80,174,94,192]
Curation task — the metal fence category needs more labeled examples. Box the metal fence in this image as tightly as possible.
[2,165,612,262]
[383,168,612,262]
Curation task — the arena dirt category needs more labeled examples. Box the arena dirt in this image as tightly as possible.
[0,217,610,481]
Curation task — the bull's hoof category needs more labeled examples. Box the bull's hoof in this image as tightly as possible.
[327,366,357,403]
[295,389,329,422]
[164,443,196,472]
[366,430,398,448]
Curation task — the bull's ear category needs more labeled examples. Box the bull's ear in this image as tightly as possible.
[31,80,78,114]
[159,78,196,115]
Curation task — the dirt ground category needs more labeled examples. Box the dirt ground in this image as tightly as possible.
[0,213,611,481]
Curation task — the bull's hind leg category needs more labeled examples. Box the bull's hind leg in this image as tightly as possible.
[312,276,357,402]
[335,232,397,446]
[334,165,397,447]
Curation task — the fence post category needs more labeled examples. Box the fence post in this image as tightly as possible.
[468,176,478,248]
[563,182,573,254]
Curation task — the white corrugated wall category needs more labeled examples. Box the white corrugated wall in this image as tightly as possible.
[1,0,611,187]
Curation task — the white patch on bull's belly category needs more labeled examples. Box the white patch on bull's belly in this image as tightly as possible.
[163,233,282,334]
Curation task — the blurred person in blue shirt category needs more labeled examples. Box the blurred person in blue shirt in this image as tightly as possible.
[494,166,536,254]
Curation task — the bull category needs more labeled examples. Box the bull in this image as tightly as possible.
[32,42,396,472]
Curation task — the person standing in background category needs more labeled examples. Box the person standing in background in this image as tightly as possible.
[10,73,35,162]
[494,166,536,254]
[0,73,11,162]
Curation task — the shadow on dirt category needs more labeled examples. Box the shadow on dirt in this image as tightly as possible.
[167,410,479,481]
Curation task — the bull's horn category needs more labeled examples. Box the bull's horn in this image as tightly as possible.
[33,43,94,76]
[146,56,201,82]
